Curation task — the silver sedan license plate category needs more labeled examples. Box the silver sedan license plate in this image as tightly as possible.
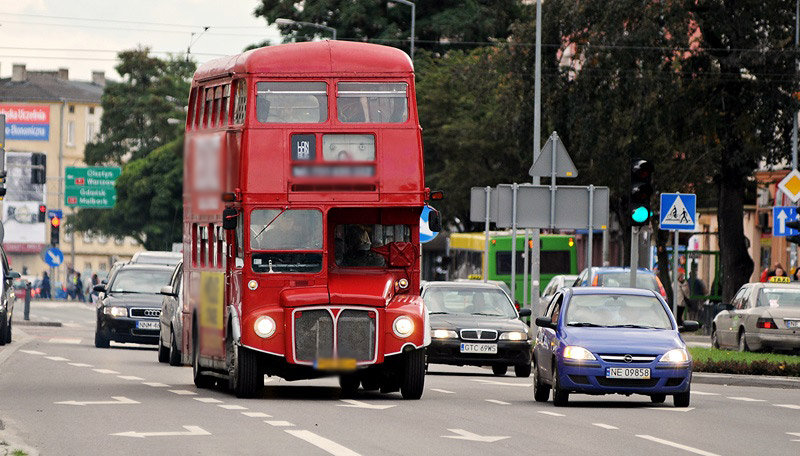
[136,320,160,330]
[460,343,498,354]
[606,367,650,379]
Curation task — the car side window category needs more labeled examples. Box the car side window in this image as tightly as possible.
[736,286,751,310]
[549,295,563,325]
[730,287,745,309]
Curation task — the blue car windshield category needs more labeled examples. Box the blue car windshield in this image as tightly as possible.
[565,294,672,329]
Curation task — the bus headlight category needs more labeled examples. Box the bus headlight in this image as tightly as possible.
[254,316,276,338]
[393,316,415,338]
[248,280,258,291]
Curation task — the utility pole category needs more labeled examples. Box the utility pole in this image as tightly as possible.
[529,0,543,318]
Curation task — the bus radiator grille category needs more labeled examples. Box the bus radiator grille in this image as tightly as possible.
[336,310,376,362]
[294,310,334,361]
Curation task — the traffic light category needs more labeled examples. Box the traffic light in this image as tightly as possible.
[630,159,654,226]
[31,152,46,184]
[38,204,46,223]
[50,216,61,246]
[787,219,800,245]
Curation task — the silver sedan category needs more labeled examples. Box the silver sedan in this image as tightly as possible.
[712,282,800,352]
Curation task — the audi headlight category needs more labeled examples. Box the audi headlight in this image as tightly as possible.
[563,346,596,361]
[499,331,527,341]
[254,316,276,338]
[103,306,128,318]
[432,329,458,339]
[393,316,415,338]
[660,348,689,363]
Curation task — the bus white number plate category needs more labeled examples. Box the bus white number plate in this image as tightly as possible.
[460,343,497,354]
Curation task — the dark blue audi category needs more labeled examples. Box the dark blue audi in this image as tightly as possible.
[533,287,699,407]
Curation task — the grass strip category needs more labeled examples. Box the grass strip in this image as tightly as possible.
[689,347,800,377]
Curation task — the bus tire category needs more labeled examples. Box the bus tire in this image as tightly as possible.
[230,345,262,398]
[400,348,425,400]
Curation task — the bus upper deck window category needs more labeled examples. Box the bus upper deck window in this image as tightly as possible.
[256,82,327,123]
[337,82,408,123]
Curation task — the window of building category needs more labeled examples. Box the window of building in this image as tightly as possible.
[67,121,75,146]
[68,105,75,114]
[233,80,247,124]
[255,82,327,123]
[97,234,108,244]
[83,231,93,244]
[114,237,124,245]
[88,106,95,115]
[86,122,97,143]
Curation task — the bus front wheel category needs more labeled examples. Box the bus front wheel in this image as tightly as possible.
[227,336,262,398]
[400,348,425,400]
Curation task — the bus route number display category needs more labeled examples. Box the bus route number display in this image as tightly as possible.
[292,134,316,161]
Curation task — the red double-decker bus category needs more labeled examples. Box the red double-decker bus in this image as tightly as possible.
[181,41,438,399]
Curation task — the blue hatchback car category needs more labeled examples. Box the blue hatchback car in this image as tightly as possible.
[533,287,699,407]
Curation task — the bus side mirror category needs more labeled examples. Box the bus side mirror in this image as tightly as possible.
[222,208,238,230]
[428,209,442,232]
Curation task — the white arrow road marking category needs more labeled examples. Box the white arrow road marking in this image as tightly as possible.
[117,376,143,381]
[337,399,396,410]
[55,396,140,406]
[242,412,271,418]
[265,420,295,427]
[593,423,619,430]
[471,379,529,387]
[442,429,510,443]
[92,369,119,374]
[774,404,800,410]
[19,350,45,355]
[430,388,455,394]
[111,425,211,439]
[48,338,80,344]
[168,389,197,395]
[68,363,93,367]
[636,435,720,456]
[787,432,800,442]
[485,399,510,405]
[286,430,362,456]
[219,404,247,410]
[142,382,169,387]
[45,356,69,361]
[538,411,565,417]
[692,391,719,396]
[647,407,695,412]
[727,397,764,402]
[194,398,223,403]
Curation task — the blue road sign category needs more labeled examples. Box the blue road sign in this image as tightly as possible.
[420,206,439,244]
[43,247,64,267]
[659,193,697,231]
[773,206,799,237]
[47,209,63,219]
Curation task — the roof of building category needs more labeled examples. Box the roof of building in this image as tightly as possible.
[0,71,103,104]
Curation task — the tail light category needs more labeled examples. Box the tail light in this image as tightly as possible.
[757,318,777,329]
[656,277,667,298]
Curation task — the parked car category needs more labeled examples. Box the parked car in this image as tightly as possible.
[533,287,699,407]
[421,281,533,377]
[94,263,175,348]
[158,261,184,365]
[540,274,579,311]
[712,281,800,352]
[573,267,667,299]
[130,251,182,267]
[1,245,18,345]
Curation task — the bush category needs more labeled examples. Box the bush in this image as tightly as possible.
[689,347,800,377]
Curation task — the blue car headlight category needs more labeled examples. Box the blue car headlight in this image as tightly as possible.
[563,346,596,361]
[660,348,689,363]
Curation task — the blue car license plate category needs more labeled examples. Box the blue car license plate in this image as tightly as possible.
[606,367,650,379]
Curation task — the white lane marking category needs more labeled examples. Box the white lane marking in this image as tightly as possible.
[285,430,362,456]
[692,391,719,396]
[219,404,247,410]
[92,369,120,374]
[264,377,276,383]
[45,356,69,361]
[593,423,619,430]
[441,429,510,443]
[194,398,223,404]
[787,432,800,442]
[774,404,800,410]
[471,379,529,387]
[118,376,144,381]
[337,399,396,410]
[142,382,169,387]
[647,407,694,412]
[538,411,565,417]
[242,412,271,418]
[168,389,197,396]
[19,350,45,355]
[111,425,211,438]
[68,363,93,367]
[265,420,295,427]
[431,388,455,394]
[55,396,140,406]
[485,399,510,405]
[48,338,81,344]
[727,397,764,402]
[636,435,720,456]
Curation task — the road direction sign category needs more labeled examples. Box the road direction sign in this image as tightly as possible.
[773,206,799,237]
[659,193,696,231]
[469,186,499,223]
[65,186,116,208]
[419,205,439,243]
[778,169,800,203]
[529,132,578,178]
[43,247,64,267]
[65,166,121,187]
[494,184,609,230]
[64,166,121,208]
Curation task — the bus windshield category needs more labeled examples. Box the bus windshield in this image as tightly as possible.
[335,224,411,267]
[250,209,322,250]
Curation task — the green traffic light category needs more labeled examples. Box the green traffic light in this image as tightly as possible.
[632,206,649,223]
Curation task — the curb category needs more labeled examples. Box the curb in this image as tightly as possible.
[692,371,800,389]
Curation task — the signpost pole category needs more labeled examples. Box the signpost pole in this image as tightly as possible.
[484,186,491,283]
[630,226,639,287]
[531,0,543,319]
[672,230,680,319]
[523,229,530,308]
[587,186,595,286]
[549,133,557,229]
[511,184,519,303]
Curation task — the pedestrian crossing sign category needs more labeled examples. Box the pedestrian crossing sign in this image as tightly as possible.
[659,193,696,231]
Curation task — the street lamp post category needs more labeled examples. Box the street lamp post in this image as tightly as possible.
[275,18,336,40]
[389,0,415,61]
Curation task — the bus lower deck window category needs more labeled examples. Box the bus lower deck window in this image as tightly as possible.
[256,82,327,123]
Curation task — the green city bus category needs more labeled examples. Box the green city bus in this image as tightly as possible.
[448,232,579,303]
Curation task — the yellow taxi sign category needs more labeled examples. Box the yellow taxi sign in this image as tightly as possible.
[768,276,791,283]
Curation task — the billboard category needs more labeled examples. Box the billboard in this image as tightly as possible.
[0,104,50,141]
[2,152,46,252]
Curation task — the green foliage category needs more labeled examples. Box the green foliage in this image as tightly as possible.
[690,347,800,377]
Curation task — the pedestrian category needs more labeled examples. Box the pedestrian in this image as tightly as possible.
[793,268,800,282]
[40,271,51,299]
[767,263,788,279]
[74,272,85,302]
[89,273,100,303]
[675,269,691,325]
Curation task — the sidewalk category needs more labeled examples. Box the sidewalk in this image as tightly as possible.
[693,371,800,389]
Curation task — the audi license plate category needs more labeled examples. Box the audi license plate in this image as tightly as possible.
[136,320,160,330]
[786,320,800,328]
[606,367,650,379]
[460,343,498,354]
